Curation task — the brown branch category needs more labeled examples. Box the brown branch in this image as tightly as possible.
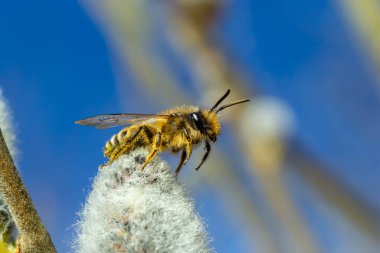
[0,129,55,253]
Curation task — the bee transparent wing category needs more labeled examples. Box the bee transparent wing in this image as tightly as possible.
[75,114,169,129]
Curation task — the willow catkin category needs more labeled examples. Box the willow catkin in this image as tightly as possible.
[75,148,212,253]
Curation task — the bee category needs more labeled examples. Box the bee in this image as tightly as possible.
[75,89,249,176]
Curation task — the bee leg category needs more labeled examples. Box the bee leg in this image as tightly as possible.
[175,149,187,178]
[195,141,211,171]
[127,126,144,142]
[99,162,110,169]
[182,127,192,165]
[141,132,161,171]
[100,126,144,169]
[183,142,193,165]
[112,126,143,158]
[174,139,192,178]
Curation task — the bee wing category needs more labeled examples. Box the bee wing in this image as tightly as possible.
[75,113,169,129]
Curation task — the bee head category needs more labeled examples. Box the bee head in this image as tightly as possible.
[187,89,249,142]
[188,111,220,142]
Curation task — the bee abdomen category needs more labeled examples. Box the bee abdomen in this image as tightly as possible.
[104,129,129,158]
[104,135,117,158]
[110,134,120,146]
[117,128,128,142]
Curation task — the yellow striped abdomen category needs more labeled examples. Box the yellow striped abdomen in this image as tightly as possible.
[103,128,129,158]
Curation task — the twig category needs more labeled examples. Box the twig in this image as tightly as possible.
[0,129,56,253]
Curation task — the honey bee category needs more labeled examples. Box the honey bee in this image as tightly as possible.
[75,89,249,176]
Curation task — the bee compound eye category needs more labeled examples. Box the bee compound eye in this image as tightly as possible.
[191,112,208,133]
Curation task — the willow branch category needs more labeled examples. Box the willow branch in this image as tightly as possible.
[0,129,55,253]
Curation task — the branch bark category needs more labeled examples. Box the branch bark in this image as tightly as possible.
[0,129,56,253]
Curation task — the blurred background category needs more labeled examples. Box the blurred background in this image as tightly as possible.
[1,0,380,252]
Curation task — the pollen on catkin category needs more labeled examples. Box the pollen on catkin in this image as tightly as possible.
[75,148,212,253]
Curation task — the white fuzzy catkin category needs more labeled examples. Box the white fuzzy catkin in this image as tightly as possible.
[0,88,17,159]
[75,149,211,253]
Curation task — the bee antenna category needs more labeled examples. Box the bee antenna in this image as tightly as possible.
[210,89,231,112]
[215,98,250,113]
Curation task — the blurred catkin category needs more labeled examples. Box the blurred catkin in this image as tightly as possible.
[0,88,17,159]
[75,148,211,253]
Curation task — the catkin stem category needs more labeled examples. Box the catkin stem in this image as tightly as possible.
[0,129,56,253]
